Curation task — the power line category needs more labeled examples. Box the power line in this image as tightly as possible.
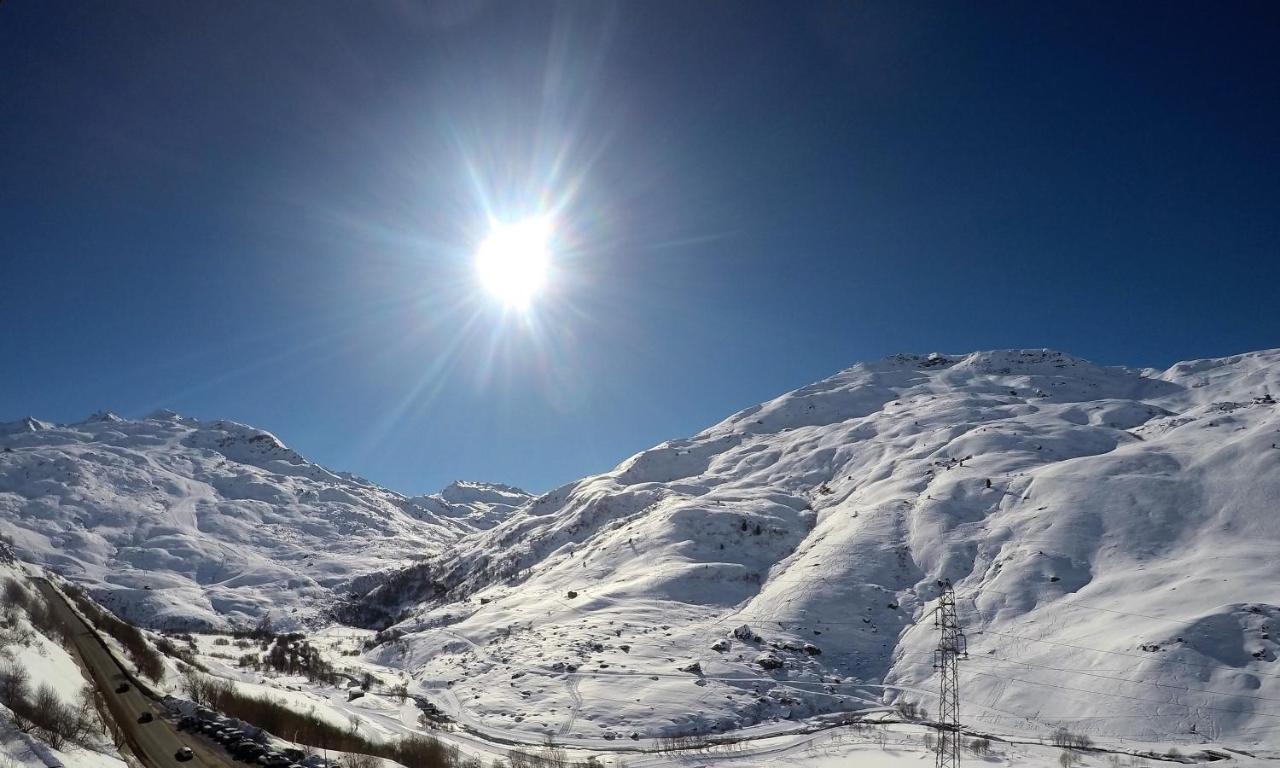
[957,667,1280,721]
[958,653,1280,708]
[961,586,1215,626]
[974,627,1280,681]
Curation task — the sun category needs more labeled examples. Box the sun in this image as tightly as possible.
[474,216,552,309]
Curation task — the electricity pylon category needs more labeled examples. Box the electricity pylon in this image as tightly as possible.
[933,580,968,768]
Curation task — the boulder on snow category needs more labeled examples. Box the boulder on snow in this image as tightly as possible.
[732,624,761,643]
[711,638,730,652]
[755,652,783,670]
[678,661,703,675]
[802,643,822,656]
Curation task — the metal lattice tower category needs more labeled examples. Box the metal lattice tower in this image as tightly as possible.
[933,580,968,768]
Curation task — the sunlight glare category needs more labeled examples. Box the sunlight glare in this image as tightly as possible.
[475,217,552,309]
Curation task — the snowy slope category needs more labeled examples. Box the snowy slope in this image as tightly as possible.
[0,544,128,768]
[0,412,529,631]
[368,349,1280,746]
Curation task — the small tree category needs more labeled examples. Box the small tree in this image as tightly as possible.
[340,754,378,768]
[2,579,30,611]
[254,613,275,640]
[0,663,30,710]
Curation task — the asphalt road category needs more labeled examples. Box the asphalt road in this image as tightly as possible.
[33,579,235,768]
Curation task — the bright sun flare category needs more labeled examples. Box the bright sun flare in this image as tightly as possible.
[475,217,552,309]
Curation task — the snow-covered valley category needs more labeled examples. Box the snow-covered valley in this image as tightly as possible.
[4,348,1280,757]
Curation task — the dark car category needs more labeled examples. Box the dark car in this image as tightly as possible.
[115,683,130,694]
[177,716,197,731]
[137,711,154,724]
[282,749,305,762]
[175,748,194,762]
[263,754,291,768]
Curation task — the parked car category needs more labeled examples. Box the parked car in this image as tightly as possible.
[175,748,194,762]
[137,712,154,724]
[282,749,305,762]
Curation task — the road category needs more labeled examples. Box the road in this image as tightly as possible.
[33,579,235,768]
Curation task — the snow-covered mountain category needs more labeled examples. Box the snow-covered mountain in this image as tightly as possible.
[4,348,1280,748]
[359,349,1280,745]
[0,412,529,630]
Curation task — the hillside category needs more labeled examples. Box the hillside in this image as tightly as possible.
[0,412,528,631]
[3,348,1280,750]
[361,349,1280,746]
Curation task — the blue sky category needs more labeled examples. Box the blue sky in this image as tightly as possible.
[2,2,1278,495]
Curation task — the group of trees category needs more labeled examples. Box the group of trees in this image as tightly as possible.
[263,635,337,683]
[0,578,102,750]
[0,663,100,750]
[2,578,70,646]
[183,671,458,767]
[62,584,165,682]
[232,632,338,686]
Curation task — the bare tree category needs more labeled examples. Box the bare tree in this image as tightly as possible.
[341,753,379,768]
[0,663,30,724]
[2,579,29,611]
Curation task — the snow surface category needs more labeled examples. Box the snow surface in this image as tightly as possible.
[372,349,1280,747]
[0,414,528,630]
[4,348,1280,755]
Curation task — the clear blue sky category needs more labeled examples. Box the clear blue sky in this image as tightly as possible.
[2,2,1277,495]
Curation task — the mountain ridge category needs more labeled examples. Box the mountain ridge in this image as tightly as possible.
[352,347,1280,743]
[0,411,529,630]
[3,347,1279,744]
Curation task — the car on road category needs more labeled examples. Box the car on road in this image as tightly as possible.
[175,748,194,762]
[115,683,130,693]
[137,711,154,723]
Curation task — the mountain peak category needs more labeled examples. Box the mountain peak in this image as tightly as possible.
[0,416,54,435]
[438,479,531,506]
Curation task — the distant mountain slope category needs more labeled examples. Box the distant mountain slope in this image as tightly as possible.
[0,412,529,630]
[365,349,1280,744]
